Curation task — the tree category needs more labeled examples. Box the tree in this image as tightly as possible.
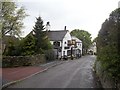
[97,8,120,79]
[3,36,20,56]
[33,16,52,54]
[1,1,28,38]
[20,34,35,56]
[70,29,92,55]
[92,37,98,43]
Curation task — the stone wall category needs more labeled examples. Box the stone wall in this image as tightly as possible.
[95,61,120,89]
[2,54,46,68]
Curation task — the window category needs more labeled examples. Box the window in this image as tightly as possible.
[64,46,69,49]
[63,51,65,55]
[72,40,76,45]
[53,41,60,47]
[68,40,72,46]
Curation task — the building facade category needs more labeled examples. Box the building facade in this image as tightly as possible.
[71,36,82,58]
[88,42,97,55]
[47,30,82,59]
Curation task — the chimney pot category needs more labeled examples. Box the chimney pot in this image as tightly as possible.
[46,21,50,31]
[64,26,66,30]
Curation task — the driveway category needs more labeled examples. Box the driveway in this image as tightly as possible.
[6,55,102,88]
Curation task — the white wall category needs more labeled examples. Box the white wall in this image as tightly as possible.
[93,42,97,54]
[71,36,82,55]
[50,41,53,45]
[50,31,83,58]
[62,31,71,56]
[76,42,82,55]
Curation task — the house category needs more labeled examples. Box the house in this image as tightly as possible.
[71,36,82,58]
[47,30,83,59]
[92,42,97,54]
[29,22,83,59]
[88,42,97,55]
[47,30,72,59]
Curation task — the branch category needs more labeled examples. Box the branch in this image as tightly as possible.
[4,16,18,35]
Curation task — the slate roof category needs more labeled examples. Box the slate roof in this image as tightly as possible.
[1,36,19,53]
[47,30,68,41]
[2,35,19,45]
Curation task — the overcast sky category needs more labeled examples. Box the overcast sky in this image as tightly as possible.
[17,0,119,40]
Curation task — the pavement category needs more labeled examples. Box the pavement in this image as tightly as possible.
[2,60,65,89]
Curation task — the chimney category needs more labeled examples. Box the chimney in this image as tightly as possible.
[64,26,66,30]
[46,21,50,31]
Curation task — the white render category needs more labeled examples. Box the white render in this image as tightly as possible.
[88,42,97,55]
[61,31,71,57]
[49,31,71,58]
[49,30,82,59]
[71,36,82,56]
[92,42,97,54]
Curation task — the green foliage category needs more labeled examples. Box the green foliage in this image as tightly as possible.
[43,37,52,50]
[97,8,120,79]
[3,36,20,56]
[1,1,28,38]
[4,40,15,56]
[0,23,2,39]
[1,1,28,56]
[20,34,35,56]
[33,16,52,54]
[70,29,92,54]
[45,49,56,62]
[3,16,52,56]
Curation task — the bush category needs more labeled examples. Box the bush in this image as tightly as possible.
[97,8,120,79]
[45,49,56,62]
[20,34,36,56]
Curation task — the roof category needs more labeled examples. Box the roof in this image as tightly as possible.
[2,35,19,45]
[71,36,82,43]
[47,30,68,41]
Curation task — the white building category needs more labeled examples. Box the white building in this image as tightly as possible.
[47,30,82,59]
[88,42,97,55]
[47,30,72,59]
[71,36,82,58]
[29,23,83,59]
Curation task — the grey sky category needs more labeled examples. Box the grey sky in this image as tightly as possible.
[17,0,119,40]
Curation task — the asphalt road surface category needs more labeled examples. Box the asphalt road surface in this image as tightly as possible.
[6,55,102,88]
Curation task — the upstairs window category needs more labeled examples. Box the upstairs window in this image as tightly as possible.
[53,41,60,47]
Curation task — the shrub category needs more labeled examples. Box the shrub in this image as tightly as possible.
[44,49,56,62]
[97,8,120,79]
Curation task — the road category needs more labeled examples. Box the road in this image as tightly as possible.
[6,55,102,88]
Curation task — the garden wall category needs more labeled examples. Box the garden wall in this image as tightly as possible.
[2,54,46,68]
